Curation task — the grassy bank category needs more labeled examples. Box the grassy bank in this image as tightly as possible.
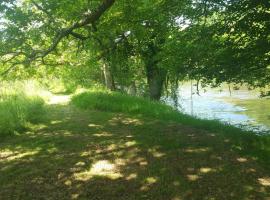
[0,81,46,136]
[72,90,270,169]
[0,90,269,199]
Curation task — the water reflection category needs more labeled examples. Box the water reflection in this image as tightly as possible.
[164,82,270,133]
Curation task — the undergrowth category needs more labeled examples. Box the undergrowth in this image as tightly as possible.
[0,81,47,136]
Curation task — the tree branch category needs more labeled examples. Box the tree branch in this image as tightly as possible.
[19,0,115,63]
[0,62,21,77]
[1,0,115,77]
[70,32,89,40]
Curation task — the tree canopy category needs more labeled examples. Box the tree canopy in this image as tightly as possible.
[0,0,269,99]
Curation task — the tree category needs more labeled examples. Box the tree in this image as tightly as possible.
[1,0,269,100]
[0,0,115,75]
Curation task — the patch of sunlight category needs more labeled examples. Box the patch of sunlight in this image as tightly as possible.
[125,147,140,159]
[121,118,143,125]
[148,148,166,158]
[115,158,127,166]
[74,88,88,94]
[42,131,72,137]
[140,177,158,191]
[109,116,143,126]
[64,180,72,186]
[80,151,92,157]
[125,141,137,147]
[71,194,79,200]
[75,161,86,166]
[88,123,103,129]
[47,147,58,153]
[139,160,148,166]
[48,95,71,105]
[199,167,214,174]
[172,197,182,200]
[126,173,137,180]
[58,172,65,179]
[187,174,200,181]
[93,132,113,137]
[233,145,242,150]
[34,124,48,130]
[126,135,133,138]
[74,160,122,181]
[258,177,270,186]
[184,147,210,153]
[51,120,62,125]
[246,168,256,173]
[63,131,73,136]
[115,151,125,158]
[146,177,158,184]
[134,157,146,163]
[244,185,254,191]
[173,181,180,186]
[0,149,39,162]
[95,149,103,154]
[107,144,117,151]
[237,157,248,163]
[0,149,14,158]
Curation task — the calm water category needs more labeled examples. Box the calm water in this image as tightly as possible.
[164,83,270,133]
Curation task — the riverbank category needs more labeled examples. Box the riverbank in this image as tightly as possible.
[170,82,270,133]
[0,91,270,199]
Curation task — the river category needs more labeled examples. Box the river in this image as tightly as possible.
[164,82,270,134]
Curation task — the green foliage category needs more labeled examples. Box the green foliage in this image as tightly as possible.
[72,89,181,120]
[0,82,46,136]
[1,0,269,96]
[0,94,45,136]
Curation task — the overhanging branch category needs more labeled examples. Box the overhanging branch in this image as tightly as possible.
[31,0,115,60]
[1,0,115,77]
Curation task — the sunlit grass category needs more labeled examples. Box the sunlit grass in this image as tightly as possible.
[0,98,269,199]
[0,80,47,136]
[74,160,123,181]
[72,89,270,169]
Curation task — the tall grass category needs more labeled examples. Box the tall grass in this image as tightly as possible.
[0,81,47,136]
[72,89,270,168]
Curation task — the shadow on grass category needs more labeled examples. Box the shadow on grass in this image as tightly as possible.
[0,104,269,200]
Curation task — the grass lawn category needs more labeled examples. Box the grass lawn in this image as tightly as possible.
[0,93,270,200]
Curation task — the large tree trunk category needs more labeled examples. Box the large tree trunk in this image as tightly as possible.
[128,81,137,96]
[146,64,166,100]
[102,63,115,91]
[142,37,167,100]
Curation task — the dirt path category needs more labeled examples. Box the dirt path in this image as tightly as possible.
[0,96,269,200]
